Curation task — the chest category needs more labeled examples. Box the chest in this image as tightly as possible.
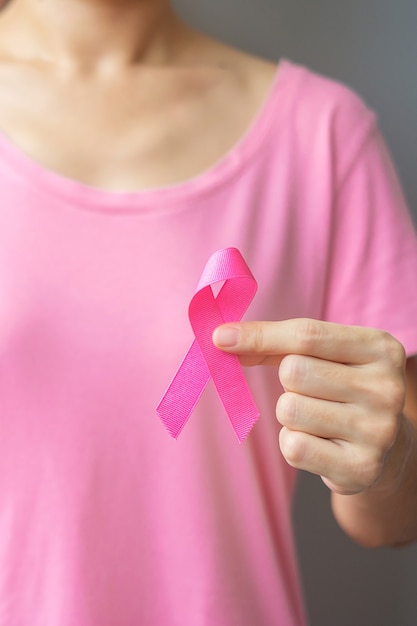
[0,65,259,190]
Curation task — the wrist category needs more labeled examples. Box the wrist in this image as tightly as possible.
[331,415,417,546]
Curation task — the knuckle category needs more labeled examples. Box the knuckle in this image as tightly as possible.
[375,331,406,368]
[381,376,406,412]
[356,450,384,489]
[350,403,400,455]
[369,370,406,415]
[372,414,399,451]
[338,447,382,492]
[344,408,364,438]
[294,318,323,353]
[328,444,384,493]
[247,324,266,353]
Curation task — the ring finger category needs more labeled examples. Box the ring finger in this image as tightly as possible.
[276,391,367,442]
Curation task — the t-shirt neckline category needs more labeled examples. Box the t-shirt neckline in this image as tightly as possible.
[0,58,293,214]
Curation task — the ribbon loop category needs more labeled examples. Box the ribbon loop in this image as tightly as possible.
[156,248,260,443]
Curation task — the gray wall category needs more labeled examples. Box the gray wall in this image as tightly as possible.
[172,2,417,625]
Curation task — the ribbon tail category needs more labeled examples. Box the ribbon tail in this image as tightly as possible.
[156,340,210,438]
[205,351,260,443]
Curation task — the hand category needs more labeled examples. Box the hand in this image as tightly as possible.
[213,318,407,495]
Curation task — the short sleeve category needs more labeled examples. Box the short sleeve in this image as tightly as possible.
[322,120,417,356]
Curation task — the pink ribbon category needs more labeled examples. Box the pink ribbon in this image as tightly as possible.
[156,248,260,442]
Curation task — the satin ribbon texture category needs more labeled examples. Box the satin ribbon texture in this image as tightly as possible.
[156,248,260,442]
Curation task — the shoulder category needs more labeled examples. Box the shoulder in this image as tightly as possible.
[276,60,377,146]
[190,27,377,148]
[194,34,381,181]
[259,59,381,183]
[180,28,280,115]
[191,26,374,121]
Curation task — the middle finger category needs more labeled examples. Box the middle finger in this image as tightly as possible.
[278,355,372,403]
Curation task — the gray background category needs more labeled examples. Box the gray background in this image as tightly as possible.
[172,1,417,625]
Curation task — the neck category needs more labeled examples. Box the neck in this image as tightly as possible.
[1,0,186,74]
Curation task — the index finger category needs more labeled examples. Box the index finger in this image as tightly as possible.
[212,318,397,366]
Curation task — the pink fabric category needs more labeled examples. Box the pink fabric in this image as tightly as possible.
[157,247,259,441]
[0,59,417,625]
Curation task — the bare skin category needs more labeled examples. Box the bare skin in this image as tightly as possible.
[1,0,417,548]
[214,322,417,547]
[0,0,277,190]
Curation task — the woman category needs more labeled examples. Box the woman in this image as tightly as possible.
[0,1,417,624]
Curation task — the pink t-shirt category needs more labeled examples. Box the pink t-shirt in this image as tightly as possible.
[0,59,417,626]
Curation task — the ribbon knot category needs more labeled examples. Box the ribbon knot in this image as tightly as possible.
[156,248,259,442]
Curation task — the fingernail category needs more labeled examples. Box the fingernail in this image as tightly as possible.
[213,326,240,347]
